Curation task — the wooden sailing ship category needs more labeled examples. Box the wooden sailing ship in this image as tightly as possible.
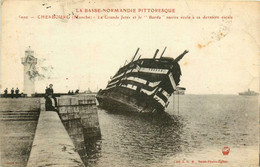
[96,47,188,113]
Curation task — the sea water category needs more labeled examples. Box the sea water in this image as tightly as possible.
[84,95,259,167]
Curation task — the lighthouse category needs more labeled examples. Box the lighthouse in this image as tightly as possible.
[21,46,37,97]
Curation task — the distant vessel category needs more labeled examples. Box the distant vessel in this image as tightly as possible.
[96,47,188,113]
[239,89,259,96]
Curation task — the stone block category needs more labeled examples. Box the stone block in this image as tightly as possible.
[74,113,81,119]
[68,113,75,120]
[58,106,68,114]
[70,98,79,106]
[78,100,86,105]
[67,106,74,114]
[77,96,85,101]
[58,98,71,106]
[74,106,80,113]
[78,105,85,111]
[60,113,69,121]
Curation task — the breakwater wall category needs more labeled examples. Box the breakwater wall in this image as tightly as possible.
[57,95,101,165]
[26,111,85,167]
[58,95,101,139]
[0,94,101,167]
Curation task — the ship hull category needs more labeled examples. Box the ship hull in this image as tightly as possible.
[96,87,164,113]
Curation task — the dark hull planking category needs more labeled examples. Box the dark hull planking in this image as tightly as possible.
[97,49,188,113]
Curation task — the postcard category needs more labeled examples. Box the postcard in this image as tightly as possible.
[0,0,259,166]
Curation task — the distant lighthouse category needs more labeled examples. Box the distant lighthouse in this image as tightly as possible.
[21,46,37,97]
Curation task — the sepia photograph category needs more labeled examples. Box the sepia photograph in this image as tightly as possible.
[0,0,259,166]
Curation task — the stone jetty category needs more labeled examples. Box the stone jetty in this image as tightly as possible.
[26,111,85,167]
[0,94,100,167]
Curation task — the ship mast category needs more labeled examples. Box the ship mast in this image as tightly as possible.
[160,47,167,58]
[131,48,140,63]
[153,49,159,59]
[174,50,189,62]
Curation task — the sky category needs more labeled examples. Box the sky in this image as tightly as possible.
[1,0,259,94]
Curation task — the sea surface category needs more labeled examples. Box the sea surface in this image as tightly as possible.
[85,95,259,167]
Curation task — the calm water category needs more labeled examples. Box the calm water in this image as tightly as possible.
[85,95,259,167]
